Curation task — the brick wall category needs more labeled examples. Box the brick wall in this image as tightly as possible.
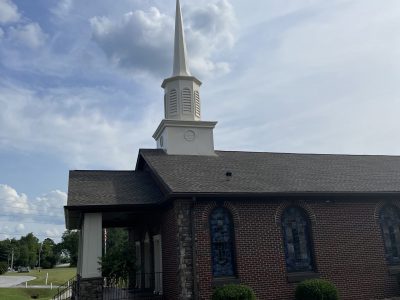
[192,199,400,300]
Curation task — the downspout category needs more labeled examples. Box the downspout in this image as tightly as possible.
[191,196,199,300]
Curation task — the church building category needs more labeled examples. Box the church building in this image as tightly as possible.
[64,1,400,299]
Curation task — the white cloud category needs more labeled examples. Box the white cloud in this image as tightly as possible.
[90,0,236,78]
[208,0,400,155]
[0,184,30,215]
[44,228,63,240]
[16,223,25,231]
[0,81,157,169]
[51,0,74,19]
[0,184,66,224]
[0,184,67,241]
[90,7,174,76]
[8,22,48,48]
[0,0,20,24]
[0,27,4,38]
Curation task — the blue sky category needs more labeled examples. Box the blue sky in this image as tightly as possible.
[0,0,399,242]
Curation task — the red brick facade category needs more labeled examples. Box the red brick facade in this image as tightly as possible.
[159,198,400,300]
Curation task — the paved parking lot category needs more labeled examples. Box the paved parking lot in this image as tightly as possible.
[0,276,35,287]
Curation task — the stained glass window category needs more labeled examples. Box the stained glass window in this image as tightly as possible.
[281,206,314,272]
[210,207,235,277]
[379,205,400,265]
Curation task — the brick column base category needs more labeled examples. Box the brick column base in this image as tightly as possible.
[78,277,103,300]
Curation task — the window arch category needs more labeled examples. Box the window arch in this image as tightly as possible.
[210,207,236,277]
[379,205,400,265]
[281,206,315,272]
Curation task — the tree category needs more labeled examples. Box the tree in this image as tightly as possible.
[100,228,136,284]
[59,230,79,267]
[18,233,39,268]
[40,238,58,269]
[0,240,10,262]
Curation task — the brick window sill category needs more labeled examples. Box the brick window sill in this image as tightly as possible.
[287,271,320,283]
[212,276,240,287]
[388,265,400,275]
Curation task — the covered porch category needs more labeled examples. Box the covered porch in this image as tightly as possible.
[69,209,166,300]
[64,170,168,300]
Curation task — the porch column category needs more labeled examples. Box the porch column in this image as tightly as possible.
[79,213,103,300]
[77,230,83,276]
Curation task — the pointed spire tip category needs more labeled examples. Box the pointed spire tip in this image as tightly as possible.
[172,0,191,77]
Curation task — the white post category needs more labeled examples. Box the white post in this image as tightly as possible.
[153,234,163,294]
[77,230,83,276]
[46,272,48,285]
[25,282,27,288]
[81,213,102,278]
[51,282,53,290]
[11,249,14,271]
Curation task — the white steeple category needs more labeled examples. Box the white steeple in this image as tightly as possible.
[173,0,191,77]
[153,0,217,156]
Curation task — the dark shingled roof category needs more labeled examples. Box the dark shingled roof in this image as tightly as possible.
[139,149,400,194]
[67,170,163,206]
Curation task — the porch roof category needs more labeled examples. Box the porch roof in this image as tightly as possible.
[67,170,163,207]
[138,149,400,195]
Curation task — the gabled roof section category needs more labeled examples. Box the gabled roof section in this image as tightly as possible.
[67,170,163,207]
[138,149,400,195]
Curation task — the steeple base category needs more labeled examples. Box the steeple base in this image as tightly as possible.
[153,119,217,156]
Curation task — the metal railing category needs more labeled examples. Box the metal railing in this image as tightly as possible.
[103,272,164,300]
[52,275,78,300]
[52,273,165,300]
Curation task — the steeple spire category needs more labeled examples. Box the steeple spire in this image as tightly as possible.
[154,0,217,156]
[173,0,191,76]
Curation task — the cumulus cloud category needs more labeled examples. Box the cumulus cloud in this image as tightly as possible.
[0,0,20,24]
[209,0,400,155]
[0,184,30,215]
[16,223,25,231]
[8,22,48,48]
[90,0,236,78]
[0,184,66,224]
[51,0,74,19]
[0,81,157,169]
[90,7,174,76]
[0,184,67,241]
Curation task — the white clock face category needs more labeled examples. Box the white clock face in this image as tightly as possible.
[184,130,195,141]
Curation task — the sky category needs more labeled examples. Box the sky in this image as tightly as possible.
[0,0,399,242]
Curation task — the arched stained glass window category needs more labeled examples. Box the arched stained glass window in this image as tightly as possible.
[281,206,314,273]
[210,207,235,277]
[379,205,400,265]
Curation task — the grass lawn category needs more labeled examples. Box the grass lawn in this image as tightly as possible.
[6,267,77,286]
[0,288,58,300]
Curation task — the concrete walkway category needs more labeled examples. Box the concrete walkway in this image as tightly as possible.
[0,276,35,287]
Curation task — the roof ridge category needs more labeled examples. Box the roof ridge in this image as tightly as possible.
[214,150,400,158]
[138,148,400,158]
[70,170,134,172]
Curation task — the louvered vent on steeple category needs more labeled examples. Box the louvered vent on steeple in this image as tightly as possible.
[194,90,200,118]
[182,88,192,113]
[169,89,178,115]
[154,0,216,155]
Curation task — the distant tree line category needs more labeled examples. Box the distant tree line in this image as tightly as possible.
[0,230,79,273]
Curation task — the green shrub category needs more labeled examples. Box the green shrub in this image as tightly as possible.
[212,284,256,300]
[295,279,338,300]
[0,261,8,275]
